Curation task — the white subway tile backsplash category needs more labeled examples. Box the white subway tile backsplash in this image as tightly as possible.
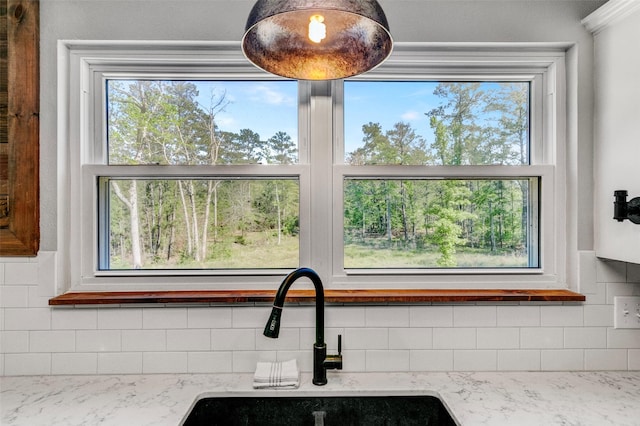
[30,330,75,353]
[211,329,255,351]
[0,286,29,307]
[607,328,640,349]
[4,262,39,285]
[298,327,316,349]
[477,328,519,349]
[345,328,388,350]
[1,331,29,353]
[584,282,607,305]
[454,350,497,371]
[277,306,316,328]
[98,308,143,329]
[232,307,272,328]
[36,251,57,298]
[521,327,563,349]
[5,308,51,330]
[585,349,628,370]
[97,352,143,374]
[540,305,583,327]
[541,349,584,370]
[143,352,188,374]
[627,263,640,283]
[52,353,97,375]
[187,307,232,329]
[409,306,453,327]
[606,282,640,304]
[578,251,597,294]
[52,308,96,330]
[275,350,312,372]
[433,328,476,349]
[597,259,627,283]
[326,306,366,328]
[628,350,640,370]
[233,350,276,373]
[187,351,233,373]
[121,330,166,352]
[5,353,51,375]
[409,350,454,371]
[583,305,614,327]
[366,350,410,372]
[564,327,606,349]
[497,306,540,327]
[143,308,187,329]
[255,328,299,351]
[76,330,122,352]
[343,350,366,372]
[28,285,53,308]
[167,329,211,351]
[389,328,432,350]
[2,253,640,376]
[366,306,409,327]
[453,306,497,327]
[497,350,541,371]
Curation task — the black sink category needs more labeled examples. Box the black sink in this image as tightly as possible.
[182,394,457,425]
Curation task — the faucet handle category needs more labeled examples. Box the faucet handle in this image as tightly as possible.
[323,334,343,371]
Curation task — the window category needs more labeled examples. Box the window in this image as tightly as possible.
[341,81,537,270]
[101,80,299,271]
[61,42,566,291]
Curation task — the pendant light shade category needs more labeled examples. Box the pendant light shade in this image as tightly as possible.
[242,0,393,80]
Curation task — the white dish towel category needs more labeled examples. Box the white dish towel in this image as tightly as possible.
[253,359,300,389]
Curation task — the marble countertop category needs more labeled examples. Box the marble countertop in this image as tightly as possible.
[1,371,639,425]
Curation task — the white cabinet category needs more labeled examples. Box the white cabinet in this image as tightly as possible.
[584,0,640,264]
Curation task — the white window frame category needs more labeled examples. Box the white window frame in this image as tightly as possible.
[58,41,568,292]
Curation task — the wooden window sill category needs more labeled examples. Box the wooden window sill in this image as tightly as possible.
[49,289,585,306]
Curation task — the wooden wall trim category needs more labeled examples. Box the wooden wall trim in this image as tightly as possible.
[49,289,586,306]
[0,0,39,256]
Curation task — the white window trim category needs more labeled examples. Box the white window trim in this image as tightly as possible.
[57,40,571,293]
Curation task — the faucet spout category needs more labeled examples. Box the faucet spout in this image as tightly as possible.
[263,267,341,386]
[264,267,324,346]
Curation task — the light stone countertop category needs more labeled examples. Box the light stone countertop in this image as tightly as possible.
[1,371,639,425]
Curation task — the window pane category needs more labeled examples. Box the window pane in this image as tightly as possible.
[344,81,530,166]
[107,80,298,165]
[344,178,536,268]
[100,178,299,270]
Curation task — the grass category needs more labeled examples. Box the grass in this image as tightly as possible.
[111,232,299,270]
[111,234,527,270]
[344,242,528,268]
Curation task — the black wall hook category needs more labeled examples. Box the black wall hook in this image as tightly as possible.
[613,190,640,224]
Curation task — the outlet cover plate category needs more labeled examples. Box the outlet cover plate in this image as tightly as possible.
[614,296,640,329]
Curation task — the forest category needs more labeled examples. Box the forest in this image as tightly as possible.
[105,80,533,270]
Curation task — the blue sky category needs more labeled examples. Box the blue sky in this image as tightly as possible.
[195,80,298,145]
[344,81,437,153]
[196,80,440,157]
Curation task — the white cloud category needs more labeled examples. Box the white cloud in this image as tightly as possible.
[248,84,295,106]
[401,110,421,121]
[215,115,236,129]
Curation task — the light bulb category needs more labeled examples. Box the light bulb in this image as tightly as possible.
[308,15,326,43]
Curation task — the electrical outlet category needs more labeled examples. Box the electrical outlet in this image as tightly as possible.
[614,296,640,329]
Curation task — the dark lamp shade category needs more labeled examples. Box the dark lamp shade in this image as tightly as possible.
[242,0,393,80]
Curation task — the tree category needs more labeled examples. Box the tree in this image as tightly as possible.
[108,80,172,268]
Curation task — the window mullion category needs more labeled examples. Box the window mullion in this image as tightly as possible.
[308,81,334,282]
